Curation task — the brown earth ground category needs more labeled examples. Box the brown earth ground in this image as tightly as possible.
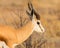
[0,0,60,48]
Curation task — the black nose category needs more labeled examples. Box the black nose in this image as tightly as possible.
[37,22,40,25]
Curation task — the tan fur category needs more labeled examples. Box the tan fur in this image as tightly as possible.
[0,21,34,48]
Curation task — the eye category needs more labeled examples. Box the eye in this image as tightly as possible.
[37,22,40,25]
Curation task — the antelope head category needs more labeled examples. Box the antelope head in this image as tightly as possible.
[26,2,45,33]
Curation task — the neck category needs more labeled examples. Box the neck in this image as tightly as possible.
[16,21,34,44]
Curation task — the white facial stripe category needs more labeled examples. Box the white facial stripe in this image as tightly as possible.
[34,24,42,32]
[32,19,45,33]
[32,15,45,33]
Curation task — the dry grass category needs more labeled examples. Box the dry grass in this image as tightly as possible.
[0,0,60,48]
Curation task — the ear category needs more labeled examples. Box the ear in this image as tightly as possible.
[28,2,33,11]
[26,2,34,20]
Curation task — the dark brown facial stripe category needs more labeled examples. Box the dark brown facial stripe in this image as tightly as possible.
[33,9,40,20]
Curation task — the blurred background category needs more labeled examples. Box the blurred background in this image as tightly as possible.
[0,0,60,48]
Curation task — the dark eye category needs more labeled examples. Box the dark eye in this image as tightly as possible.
[37,22,40,25]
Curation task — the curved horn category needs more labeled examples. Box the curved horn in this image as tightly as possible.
[28,2,33,11]
[28,2,40,20]
[26,2,40,20]
[26,2,34,16]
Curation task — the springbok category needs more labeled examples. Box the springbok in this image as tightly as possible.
[0,2,45,48]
